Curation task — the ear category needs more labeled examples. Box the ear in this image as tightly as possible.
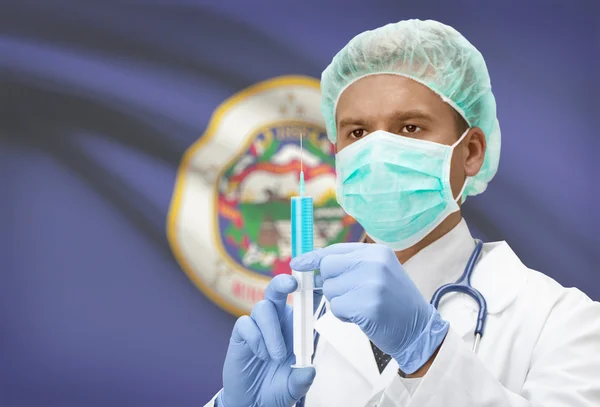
[333,142,338,154]
[463,128,486,177]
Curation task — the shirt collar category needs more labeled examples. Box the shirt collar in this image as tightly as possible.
[402,219,476,302]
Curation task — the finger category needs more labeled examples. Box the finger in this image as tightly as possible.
[281,304,294,347]
[289,243,368,271]
[329,294,362,323]
[251,300,287,363]
[264,274,297,316]
[288,367,317,401]
[319,251,364,281]
[230,315,269,361]
[321,269,365,300]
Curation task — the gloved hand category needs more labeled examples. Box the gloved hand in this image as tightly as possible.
[290,243,449,374]
[218,274,317,407]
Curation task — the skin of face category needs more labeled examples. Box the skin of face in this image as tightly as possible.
[335,74,487,263]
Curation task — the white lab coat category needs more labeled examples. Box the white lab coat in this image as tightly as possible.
[205,237,600,406]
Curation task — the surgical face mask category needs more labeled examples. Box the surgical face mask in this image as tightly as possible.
[335,129,470,251]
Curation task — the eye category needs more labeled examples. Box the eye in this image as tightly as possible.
[402,125,421,133]
[350,129,368,139]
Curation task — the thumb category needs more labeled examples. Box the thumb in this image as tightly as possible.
[287,367,317,401]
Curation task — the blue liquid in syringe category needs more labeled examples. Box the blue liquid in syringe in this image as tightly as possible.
[291,172,313,258]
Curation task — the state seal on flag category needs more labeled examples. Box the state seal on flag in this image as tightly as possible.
[167,76,363,316]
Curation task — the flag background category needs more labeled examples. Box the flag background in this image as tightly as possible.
[1,0,598,405]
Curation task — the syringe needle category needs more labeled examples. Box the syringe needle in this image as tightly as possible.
[299,132,305,197]
[300,131,303,173]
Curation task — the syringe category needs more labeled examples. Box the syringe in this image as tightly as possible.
[290,135,315,368]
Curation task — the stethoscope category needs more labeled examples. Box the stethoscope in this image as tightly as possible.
[430,238,487,353]
[297,239,487,407]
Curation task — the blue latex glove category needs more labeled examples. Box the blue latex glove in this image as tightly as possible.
[290,243,449,374]
[218,274,317,407]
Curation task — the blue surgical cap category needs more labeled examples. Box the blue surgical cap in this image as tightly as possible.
[321,19,500,198]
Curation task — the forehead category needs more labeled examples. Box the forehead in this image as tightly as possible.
[335,74,450,122]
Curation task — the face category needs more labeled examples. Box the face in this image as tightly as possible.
[335,74,486,200]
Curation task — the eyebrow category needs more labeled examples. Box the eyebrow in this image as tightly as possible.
[393,109,435,122]
[337,109,435,128]
[338,118,368,128]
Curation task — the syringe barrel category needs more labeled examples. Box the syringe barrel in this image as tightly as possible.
[292,270,314,367]
[291,196,314,256]
[290,196,314,368]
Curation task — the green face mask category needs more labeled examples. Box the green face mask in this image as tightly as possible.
[335,129,469,251]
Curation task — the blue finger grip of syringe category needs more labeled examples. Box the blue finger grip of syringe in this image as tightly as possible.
[291,196,313,258]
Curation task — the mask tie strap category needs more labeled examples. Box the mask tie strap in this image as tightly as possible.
[454,177,470,202]
[451,128,471,202]
[451,128,471,149]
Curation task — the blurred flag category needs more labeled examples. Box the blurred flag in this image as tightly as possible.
[167,76,363,316]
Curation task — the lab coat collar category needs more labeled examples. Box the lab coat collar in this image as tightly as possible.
[314,221,529,391]
[402,219,477,302]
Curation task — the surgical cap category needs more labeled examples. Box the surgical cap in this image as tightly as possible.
[321,19,500,198]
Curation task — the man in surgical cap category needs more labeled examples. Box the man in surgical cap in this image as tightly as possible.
[206,19,600,407]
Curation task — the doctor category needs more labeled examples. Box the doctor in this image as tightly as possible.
[206,19,600,407]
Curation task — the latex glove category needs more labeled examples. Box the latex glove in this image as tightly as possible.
[218,274,317,407]
[290,243,449,374]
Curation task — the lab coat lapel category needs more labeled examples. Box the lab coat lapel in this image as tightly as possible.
[472,242,528,313]
[314,306,382,388]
